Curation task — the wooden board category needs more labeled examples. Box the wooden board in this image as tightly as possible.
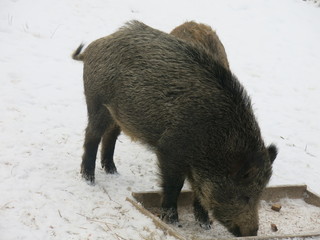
[127,185,320,240]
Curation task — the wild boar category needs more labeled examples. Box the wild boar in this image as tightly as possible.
[72,20,277,237]
[170,21,229,70]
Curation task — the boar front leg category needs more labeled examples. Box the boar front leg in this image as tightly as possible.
[194,196,211,229]
[158,152,186,225]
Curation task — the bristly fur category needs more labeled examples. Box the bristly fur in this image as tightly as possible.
[174,35,252,111]
[126,20,252,113]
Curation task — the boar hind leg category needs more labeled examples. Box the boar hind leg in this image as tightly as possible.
[158,153,186,224]
[81,125,101,183]
[101,125,121,174]
[81,106,112,183]
[194,196,211,229]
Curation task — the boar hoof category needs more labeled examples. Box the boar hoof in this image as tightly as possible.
[176,222,183,228]
[199,221,212,230]
[81,170,95,184]
[161,208,179,225]
[102,162,118,174]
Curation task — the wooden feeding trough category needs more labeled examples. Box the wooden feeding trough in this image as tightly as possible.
[126,185,320,240]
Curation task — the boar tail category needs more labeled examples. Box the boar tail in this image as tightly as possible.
[72,43,85,61]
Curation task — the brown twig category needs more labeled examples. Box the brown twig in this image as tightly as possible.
[58,209,62,218]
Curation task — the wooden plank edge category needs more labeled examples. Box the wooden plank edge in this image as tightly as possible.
[126,197,187,240]
[266,184,307,191]
[127,197,320,240]
[129,185,320,240]
[304,187,320,207]
[233,232,320,240]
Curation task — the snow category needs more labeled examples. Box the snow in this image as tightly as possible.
[165,198,320,238]
[0,0,319,239]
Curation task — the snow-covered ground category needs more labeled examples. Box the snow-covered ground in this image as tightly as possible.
[0,0,319,239]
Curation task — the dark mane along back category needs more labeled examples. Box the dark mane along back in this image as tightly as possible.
[183,41,252,109]
[122,20,252,110]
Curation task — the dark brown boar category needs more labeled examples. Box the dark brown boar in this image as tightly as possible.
[170,21,229,70]
[72,20,278,237]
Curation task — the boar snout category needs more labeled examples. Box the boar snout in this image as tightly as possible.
[243,226,259,237]
[236,211,259,236]
[230,224,258,237]
[213,201,260,237]
[232,216,259,237]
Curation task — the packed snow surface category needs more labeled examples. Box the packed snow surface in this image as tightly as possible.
[0,0,320,239]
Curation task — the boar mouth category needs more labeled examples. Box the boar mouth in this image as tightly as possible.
[229,224,258,237]
[229,225,241,237]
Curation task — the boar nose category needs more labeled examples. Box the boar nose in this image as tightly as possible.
[240,226,258,236]
[230,225,241,237]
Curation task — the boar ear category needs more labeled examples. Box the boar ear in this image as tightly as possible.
[268,144,278,164]
[229,152,265,181]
